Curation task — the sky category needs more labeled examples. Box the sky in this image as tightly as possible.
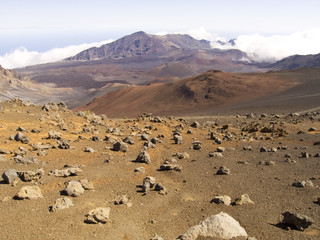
[1,0,320,68]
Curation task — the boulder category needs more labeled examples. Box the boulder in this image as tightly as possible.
[282,211,313,231]
[50,197,74,212]
[14,155,39,164]
[18,168,44,182]
[211,195,232,206]
[63,181,85,197]
[85,207,111,224]
[135,151,151,164]
[15,186,43,200]
[177,212,247,239]
[2,169,18,184]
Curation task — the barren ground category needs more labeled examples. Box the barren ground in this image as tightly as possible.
[0,99,319,240]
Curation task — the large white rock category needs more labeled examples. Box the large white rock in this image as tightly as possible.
[178,212,247,240]
[64,180,84,197]
[15,186,43,200]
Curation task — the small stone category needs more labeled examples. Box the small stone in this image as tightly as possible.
[85,207,111,224]
[49,167,82,177]
[234,194,254,205]
[63,181,85,197]
[260,147,267,152]
[80,179,94,190]
[174,135,183,144]
[155,183,167,195]
[142,176,156,193]
[217,147,225,152]
[114,195,129,205]
[209,152,223,157]
[84,147,96,153]
[50,197,74,212]
[282,211,313,231]
[193,141,202,150]
[15,186,43,200]
[211,195,232,206]
[301,152,310,158]
[151,137,159,144]
[134,166,145,173]
[48,131,62,140]
[292,181,308,188]
[2,169,18,184]
[144,141,156,149]
[191,121,200,128]
[141,134,149,141]
[123,136,134,145]
[112,141,128,152]
[150,234,164,240]
[216,166,230,175]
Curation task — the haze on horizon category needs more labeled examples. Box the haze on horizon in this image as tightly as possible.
[1,0,320,69]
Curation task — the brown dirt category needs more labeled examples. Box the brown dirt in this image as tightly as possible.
[0,100,320,240]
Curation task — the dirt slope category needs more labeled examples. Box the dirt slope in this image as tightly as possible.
[78,70,302,118]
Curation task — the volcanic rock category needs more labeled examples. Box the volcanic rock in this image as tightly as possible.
[177,212,247,239]
[282,211,313,231]
[2,169,18,184]
[211,195,232,206]
[15,186,43,200]
[85,207,110,224]
[135,150,151,164]
[63,181,85,197]
[50,197,74,212]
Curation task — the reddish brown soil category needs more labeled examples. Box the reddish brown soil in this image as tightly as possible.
[0,100,319,239]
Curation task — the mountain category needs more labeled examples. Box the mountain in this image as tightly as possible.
[66,31,212,61]
[269,53,320,70]
[77,68,320,117]
[15,31,266,108]
[0,66,75,104]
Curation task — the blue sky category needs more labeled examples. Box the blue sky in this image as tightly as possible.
[1,0,320,68]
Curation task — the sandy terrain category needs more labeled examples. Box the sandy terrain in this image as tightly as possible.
[0,99,319,239]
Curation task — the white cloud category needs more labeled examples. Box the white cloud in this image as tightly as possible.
[211,28,320,62]
[0,40,113,69]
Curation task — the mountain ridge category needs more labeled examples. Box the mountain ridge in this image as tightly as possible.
[65,31,212,61]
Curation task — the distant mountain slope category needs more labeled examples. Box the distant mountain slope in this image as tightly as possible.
[66,31,211,61]
[78,69,305,117]
[270,53,320,70]
[0,65,78,104]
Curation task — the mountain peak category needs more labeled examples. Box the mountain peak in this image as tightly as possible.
[66,31,212,61]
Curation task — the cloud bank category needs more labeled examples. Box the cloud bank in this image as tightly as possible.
[1,28,320,69]
[0,40,113,69]
[210,28,320,62]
